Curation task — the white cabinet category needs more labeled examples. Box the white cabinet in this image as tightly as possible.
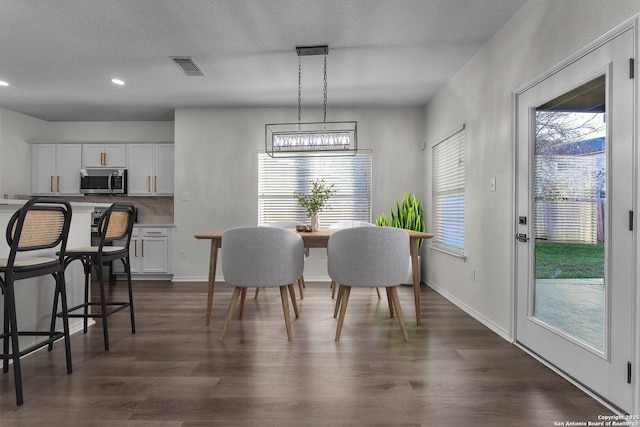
[127,144,174,195]
[82,144,126,167]
[113,226,172,277]
[31,144,82,195]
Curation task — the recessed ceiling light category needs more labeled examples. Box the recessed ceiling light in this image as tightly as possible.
[111,78,125,86]
[0,81,9,86]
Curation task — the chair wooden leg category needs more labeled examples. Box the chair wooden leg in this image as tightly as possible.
[279,286,293,341]
[331,280,337,299]
[385,287,394,318]
[220,287,242,342]
[254,287,260,299]
[389,286,409,341]
[301,275,306,288]
[376,287,382,299]
[335,286,351,341]
[333,284,343,318]
[287,284,299,318]
[297,277,304,299]
[238,288,247,319]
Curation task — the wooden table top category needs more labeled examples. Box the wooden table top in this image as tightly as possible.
[195,228,433,248]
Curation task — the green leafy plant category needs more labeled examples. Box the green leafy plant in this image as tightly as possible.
[293,179,337,217]
[377,192,425,251]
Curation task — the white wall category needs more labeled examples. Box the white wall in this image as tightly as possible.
[0,108,47,195]
[173,107,425,280]
[43,121,174,141]
[423,0,640,337]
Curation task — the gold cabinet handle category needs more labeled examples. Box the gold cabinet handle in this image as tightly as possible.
[154,176,157,193]
[57,176,60,192]
[147,176,151,192]
[103,152,107,165]
[100,152,104,165]
[50,176,53,193]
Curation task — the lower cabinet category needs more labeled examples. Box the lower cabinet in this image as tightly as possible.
[113,226,173,279]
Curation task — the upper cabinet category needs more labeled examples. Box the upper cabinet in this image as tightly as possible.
[127,143,174,195]
[82,144,126,167]
[31,143,82,195]
[30,141,174,196]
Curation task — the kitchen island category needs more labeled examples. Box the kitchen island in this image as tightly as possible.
[0,199,100,349]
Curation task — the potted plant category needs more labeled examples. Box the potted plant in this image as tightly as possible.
[376,192,425,283]
[294,179,337,231]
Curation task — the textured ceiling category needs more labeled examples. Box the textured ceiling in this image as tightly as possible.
[0,0,527,121]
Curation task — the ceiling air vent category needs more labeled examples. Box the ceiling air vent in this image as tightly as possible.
[170,56,205,76]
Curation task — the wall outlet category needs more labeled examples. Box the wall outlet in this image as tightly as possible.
[469,267,476,281]
[180,249,187,259]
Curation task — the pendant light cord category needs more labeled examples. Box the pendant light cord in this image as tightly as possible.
[323,54,327,123]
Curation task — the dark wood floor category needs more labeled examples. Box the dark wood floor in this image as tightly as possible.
[0,280,613,426]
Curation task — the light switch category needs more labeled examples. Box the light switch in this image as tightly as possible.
[490,177,496,192]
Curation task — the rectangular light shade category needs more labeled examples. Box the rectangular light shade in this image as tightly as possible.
[265,121,357,157]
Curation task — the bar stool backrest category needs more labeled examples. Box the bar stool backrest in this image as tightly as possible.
[97,203,135,248]
[5,198,72,269]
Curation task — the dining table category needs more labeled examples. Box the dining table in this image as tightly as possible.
[194,228,434,325]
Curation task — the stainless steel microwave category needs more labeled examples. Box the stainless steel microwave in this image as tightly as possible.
[80,168,127,194]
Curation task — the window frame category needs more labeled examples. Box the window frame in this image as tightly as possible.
[431,125,466,258]
[258,151,372,226]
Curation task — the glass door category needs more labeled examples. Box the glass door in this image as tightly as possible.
[515,29,633,412]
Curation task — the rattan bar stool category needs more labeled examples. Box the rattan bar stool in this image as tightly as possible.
[0,198,73,406]
[57,202,135,351]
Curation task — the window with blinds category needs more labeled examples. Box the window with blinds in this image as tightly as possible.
[432,126,466,257]
[258,152,372,225]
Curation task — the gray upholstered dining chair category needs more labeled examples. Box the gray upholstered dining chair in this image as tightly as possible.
[258,221,307,299]
[219,226,304,342]
[327,226,410,341]
[328,221,379,299]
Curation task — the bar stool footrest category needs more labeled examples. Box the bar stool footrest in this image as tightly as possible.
[0,331,65,360]
[58,302,131,319]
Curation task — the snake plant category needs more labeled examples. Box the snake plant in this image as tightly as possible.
[377,192,425,251]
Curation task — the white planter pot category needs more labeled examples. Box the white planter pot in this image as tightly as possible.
[403,255,421,285]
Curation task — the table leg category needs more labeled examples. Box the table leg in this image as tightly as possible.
[206,240,219,326]
[410,238,421,325]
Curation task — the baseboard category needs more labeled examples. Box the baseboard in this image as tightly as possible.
[426,280,511,342]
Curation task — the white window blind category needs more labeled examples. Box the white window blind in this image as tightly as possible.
[432,126,465,256]
[258,152,372,225]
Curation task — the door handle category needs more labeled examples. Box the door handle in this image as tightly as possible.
[134,240,137,257]
[516,233,530,243]
[141,239,144,257]
[57,176,60,192]
[154,176,157,193]
[147,176,151,192]
[50,176,54,192]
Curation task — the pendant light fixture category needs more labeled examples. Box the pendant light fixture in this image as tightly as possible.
[265,45,357,157]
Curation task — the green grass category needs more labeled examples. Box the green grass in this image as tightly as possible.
[535,242,604,279]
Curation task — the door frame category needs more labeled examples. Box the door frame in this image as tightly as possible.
[510,18,639,414]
